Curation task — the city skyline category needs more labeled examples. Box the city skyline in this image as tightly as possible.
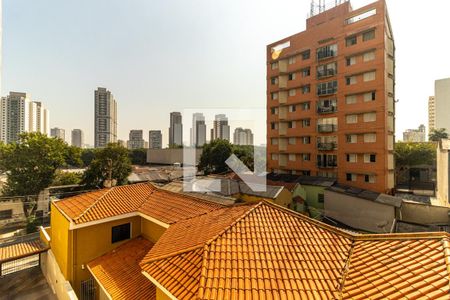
[2,0,450,146]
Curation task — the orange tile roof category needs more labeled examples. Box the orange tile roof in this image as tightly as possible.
[0,239,49,263]
[54,183,224,225]
[87,237,156,300]
[140,202,450,300]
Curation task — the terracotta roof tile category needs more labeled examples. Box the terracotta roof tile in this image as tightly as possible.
[87,237,156,300]
[140,202,450,300]
[0,239,48,263]
[54,183,224,225]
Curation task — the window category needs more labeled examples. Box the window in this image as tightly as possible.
[363,112,376,122]
[301,67,310,77]
[301,50,310,60]
[317,81,337,95]
[302,85,311,94]
[288,89,296,96]
[317,62,337,78]
[0,209,12,220]
[318,193,324,203]
[346,173,357,182]
[289,105,296,112]
[288,137,296,145]
[288,121,296,128]
[271,62,278,70]
[288,73,296,80]
[288,56,296,64]
[301,119,311,127]
[346,154,357,163]
[271,138,278,145]
[112,223,131,243]
[271,77,279,85]
[317,44,337,60]
[363,71,376,82]
[271,92,278,100]
[270,122,278,130]
[289,154,296,161]
[346,134,357,143]
[301,170,311,176]
[364,133,376,143]
[301,102,311,110]
[346,114,358,124]
[302,136,311,144]
[346,95,357,104]
[302,153,311,161]
[271,154,278,160]
[346,57,356,66]
[365,175,375,183]
[364,91,376,102]
[363,51,375,62]
[363,30,375,41]
[346,36,357,46]
[346,76,356,85]
[364,154,376,163]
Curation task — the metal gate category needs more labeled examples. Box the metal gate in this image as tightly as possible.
[80,277,96,300]
[0,253,40,277]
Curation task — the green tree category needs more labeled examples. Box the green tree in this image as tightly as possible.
[394,142,436,168]
[51,170,82,186]
[0,132,69,216]
[198,139,233,174]
[232,145,254,171]
[429,128,448,142]
[82,143,132,188]
[129,148,147,165]
[81,148,97,167]
[65,145,83,167]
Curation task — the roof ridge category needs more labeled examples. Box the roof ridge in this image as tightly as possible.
[73,187,112,222]
[142,245,204,264]
[155,183,226,208]
[337,239,356,299]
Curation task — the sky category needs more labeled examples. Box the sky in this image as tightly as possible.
[3,0,450,146]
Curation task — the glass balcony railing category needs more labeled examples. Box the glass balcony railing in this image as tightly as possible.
[317,142,337,150]
[317,106,337,114]
[317,124,337,133]
[317,161,337,168]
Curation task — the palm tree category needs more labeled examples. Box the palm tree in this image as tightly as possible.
[429,128,448,142]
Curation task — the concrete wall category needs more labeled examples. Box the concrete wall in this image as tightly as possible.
[301,185,326,219]
[41,250,78,300]
[324,190,396,233]
[147,148,202,166]
[401,201,449,225]
[435,78,450,134]
[436,140,449,206]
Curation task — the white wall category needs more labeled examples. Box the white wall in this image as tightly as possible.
[41,250,78,300]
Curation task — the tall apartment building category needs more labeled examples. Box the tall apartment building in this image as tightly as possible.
[148,130,162,149]
[267,0,395,194]
[94,87,117,148]
[169,112,182,147]
[51,127,65,141]
[127,130,145,149]
[402,125,426,143]
[434,78,450,134]
[71,129,84,148]
[191,113,206,147]
[428,96,436,133]
[211,114,230,142]
[0,92,50,143]
[233,127,254,146]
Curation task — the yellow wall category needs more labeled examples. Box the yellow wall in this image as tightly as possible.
[50,202,72,280]
[141,218,167,243]
[73,216,142,295]
[239,189,293,208]
[156,287,173,300]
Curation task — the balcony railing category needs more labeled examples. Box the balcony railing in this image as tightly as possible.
[317,69,336,79]
[317,124,337,133]
[317,106,337,114]
[317,142,337,150]
[317,161,338,168]
[317,50,337,61]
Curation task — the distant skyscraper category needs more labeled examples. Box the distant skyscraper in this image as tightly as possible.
[149,130,162,149]
[94,87,117,148]
[434,78,450,135]
[127,130,145,149]
[169,112,182,147]
[0,92,49,143]
[191,113,206,147]
[71,129,84,148]
[51,127,65,141]
[402,125,426,143]
[211,114,230,142]
[233,128,254,145]
[428,96,435,133]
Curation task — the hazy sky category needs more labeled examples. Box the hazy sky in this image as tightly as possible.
[3,0,450,146]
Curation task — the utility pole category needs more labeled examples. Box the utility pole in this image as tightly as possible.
[104,158,115,188]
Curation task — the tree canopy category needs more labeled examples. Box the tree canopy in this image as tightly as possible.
[129,148,147,165]
[82,143,132,188]
[198,139,233,174]
[429,128,448,142]
[394,142,436,168]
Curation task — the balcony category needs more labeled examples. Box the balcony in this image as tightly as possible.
[317,161,337,168]
[317,106,337,114]
[317,50,337,61]
[317,124,337,133]
[317,69,336,79]
[317,142,337,151]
